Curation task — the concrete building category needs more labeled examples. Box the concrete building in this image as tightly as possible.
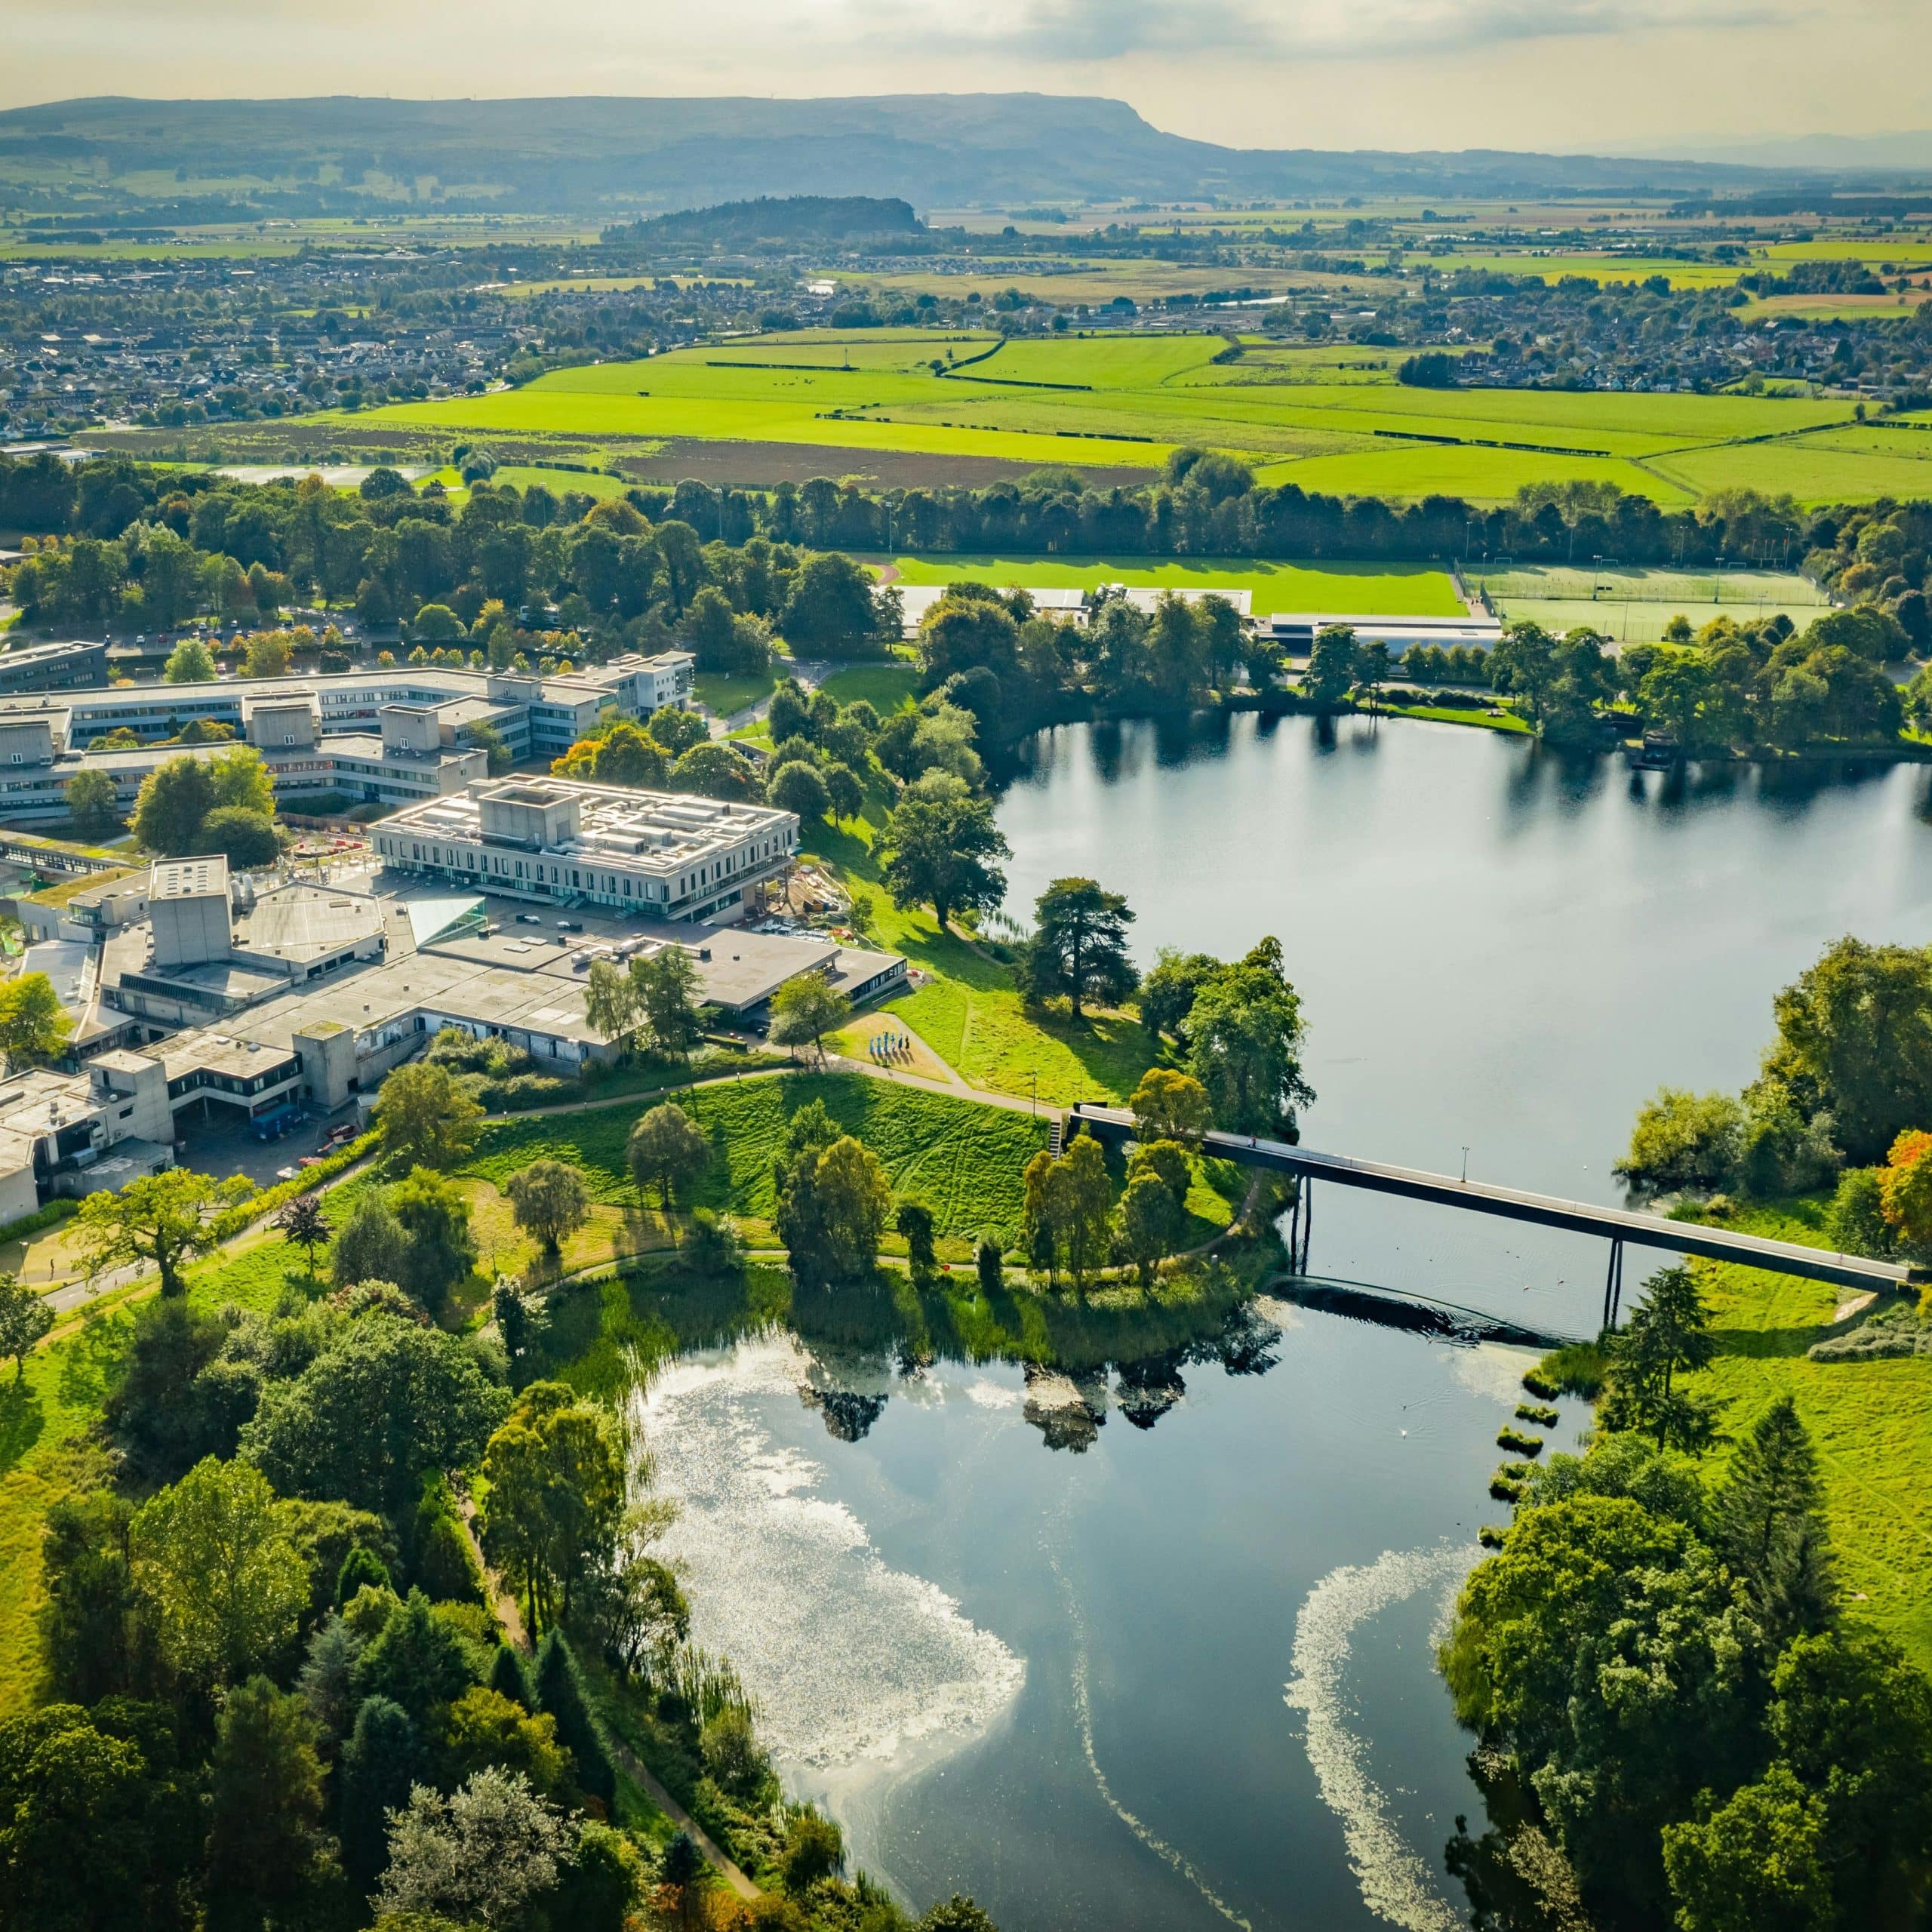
[0,640,109,694]
[0,649,696,821]
[371,777,798,924]
[1261,613,1503,654]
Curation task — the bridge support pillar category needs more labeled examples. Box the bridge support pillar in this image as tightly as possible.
[1602,1238,1625,1334]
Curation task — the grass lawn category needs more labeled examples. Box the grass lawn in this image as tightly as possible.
[815,660,921,712]
[1681,1203,1932,1671]
[463,1070,1051,1241]
[877,553,1464,618]
[692,667,779,716]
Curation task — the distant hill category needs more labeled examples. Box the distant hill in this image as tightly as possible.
[0,94,1917,219]
[607,195,922,246]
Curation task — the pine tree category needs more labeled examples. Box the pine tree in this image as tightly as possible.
[1713,1395,1837,1645]
[1603,1264,1720,1451]
[489,1642,534,1712]
[534,1631,616,1805]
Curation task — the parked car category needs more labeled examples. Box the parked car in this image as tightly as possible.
[515,912,541,925]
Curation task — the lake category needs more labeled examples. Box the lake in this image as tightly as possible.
[635,716,1932,1931]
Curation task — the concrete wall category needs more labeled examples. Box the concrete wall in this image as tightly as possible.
[151,891,232,968]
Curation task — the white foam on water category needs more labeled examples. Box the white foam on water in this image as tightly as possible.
[628,1332,1026,1772]
[1045,1524,1255,1932]
[1444,1341,1543,1406]
[1282,1543,1480,1932]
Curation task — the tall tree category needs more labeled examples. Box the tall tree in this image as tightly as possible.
[632,945,704,1061]
[0,1272,52,1379]
[373,1060,484,1171]
[63,767,120,838]
[769,971,850,1065]
[389,1164,478,1311]
[131,754,216,856]
[878,771,1010,930]
[1129,1066,1213,1143]
[131,1457,310,1687]
[1024,878,1137,1019]
[775,1130,892,1288]
[626,1102,712,1223]
[164,635,217,683]
[75,1167,254,1298]
[1182,939,1313,1138]
[506,1159,591,1258]
[1603,1264,1719,1451]
[583,957,640,1050]
[1303,623,1361,707]
[376,1769,577,1928]
[1712,1395,1835,1645]
[205,1677,339,1930]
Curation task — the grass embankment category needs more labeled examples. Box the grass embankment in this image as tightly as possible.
[1680,1201,1932,1669]
[464,1069,1051,1241]
[801,787,1164,1106]
[1527,1198,1932,1672]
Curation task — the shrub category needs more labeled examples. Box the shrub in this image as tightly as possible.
[1531,1338,1611,1398]
[1515,1402,1561,1429]
[1826,1166,1897,1257]
[1497,1426,1546,1457]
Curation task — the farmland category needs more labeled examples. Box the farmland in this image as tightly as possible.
[332,326,1917,504]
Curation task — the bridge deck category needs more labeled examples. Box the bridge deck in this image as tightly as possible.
[1069,1106,1916,1296]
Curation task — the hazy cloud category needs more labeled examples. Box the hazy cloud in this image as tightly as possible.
[941,0,1791,61]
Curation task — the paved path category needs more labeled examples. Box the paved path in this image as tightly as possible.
[456,1500,760,1900]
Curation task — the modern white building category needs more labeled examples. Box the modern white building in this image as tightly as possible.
[372,777,798,924]
[0,651,696,820]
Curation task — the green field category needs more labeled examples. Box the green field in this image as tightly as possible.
[325,326,1913,505]
[463,1072,1049,1238]
[881,553,1466,617]
[1476,564,1829,643]
[1684,1210,1932,1670]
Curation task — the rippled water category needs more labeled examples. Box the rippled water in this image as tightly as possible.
[626,718,1932,1927]
[631,1312,1577,1932]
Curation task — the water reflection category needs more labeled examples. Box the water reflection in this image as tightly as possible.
[997,713,1932,1334]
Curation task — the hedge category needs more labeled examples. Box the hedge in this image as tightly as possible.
[210,1131,382,1242]
[0,1198,78,1244]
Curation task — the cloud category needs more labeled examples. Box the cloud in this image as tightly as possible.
[949,0,1792,62]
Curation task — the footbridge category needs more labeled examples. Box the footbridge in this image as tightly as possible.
[1067,1105,1918,1324]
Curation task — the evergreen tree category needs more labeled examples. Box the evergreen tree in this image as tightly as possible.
[1712,1395,1836,1645]
[1023,878,1137,1019]
[338,1695,422,1894]
[490,1641,535,1712]
[534,1631,616,1806]
[1602,1265,1720,1451]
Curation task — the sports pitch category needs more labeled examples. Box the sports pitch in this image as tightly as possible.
[334,328,1927,505]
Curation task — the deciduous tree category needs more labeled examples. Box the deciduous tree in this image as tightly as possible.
[75,1166,254,1298]
[506,1158,590,1257]
[878,771,1010,930]
[131,1456,309,1686]
[626,1102,711,1222]
[374,1060,484,1171]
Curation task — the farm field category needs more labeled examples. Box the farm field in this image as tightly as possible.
[878,552,1466,616]
[329,326,1914,503]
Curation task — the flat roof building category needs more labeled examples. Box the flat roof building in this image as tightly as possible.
[372,777,799,925]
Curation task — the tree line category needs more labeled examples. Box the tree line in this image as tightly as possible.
[5,1051,1002,1932]
[1447,1266,1932,1930]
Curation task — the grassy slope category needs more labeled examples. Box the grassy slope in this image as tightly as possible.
[463,1071,1051,1238]
[804,792,1161,1106]
[1683,1202,1932,1669]
[0,1234,309,1713]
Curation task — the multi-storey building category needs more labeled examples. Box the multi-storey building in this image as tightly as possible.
[372,776,795,924]
[0,651,694,819]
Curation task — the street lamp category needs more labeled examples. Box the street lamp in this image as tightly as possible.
[1460,1145,1470,1184]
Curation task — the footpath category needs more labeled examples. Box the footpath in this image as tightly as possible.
[455,1501,761,1900]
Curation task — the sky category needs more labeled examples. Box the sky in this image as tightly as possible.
[3,0,1926,155]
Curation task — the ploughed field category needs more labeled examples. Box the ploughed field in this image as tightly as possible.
[325,328,1932,503]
